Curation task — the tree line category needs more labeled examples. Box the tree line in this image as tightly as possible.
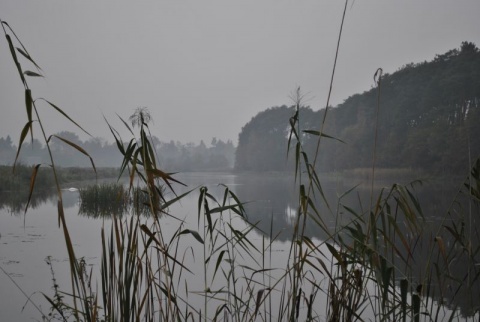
[0,132,235,172]
[235,42,480,175]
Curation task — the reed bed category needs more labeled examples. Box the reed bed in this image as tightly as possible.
[2,3,480,320]
[78,183,129,218]
[78,183,162,218]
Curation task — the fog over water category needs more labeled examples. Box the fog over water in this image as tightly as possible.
[1,1,479,145]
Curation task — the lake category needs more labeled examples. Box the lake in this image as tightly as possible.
[0,172,478,321]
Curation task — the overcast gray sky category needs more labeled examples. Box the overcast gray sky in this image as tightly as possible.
[1,0,479,146]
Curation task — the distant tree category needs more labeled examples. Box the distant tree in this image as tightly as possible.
[49,131,85,166]
[83,137,123,167]
[51,131,82,149]
[211,137,218,147]
[0,136,15,165]
[460,41,479,54]
[207,138,234,169]
[17,138,47,165]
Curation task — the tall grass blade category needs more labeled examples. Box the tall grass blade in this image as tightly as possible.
[412,293,420,322]
[400,278,408,322]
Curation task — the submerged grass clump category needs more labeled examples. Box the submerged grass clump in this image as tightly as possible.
[78,183,162,218]
[78,183,129,218]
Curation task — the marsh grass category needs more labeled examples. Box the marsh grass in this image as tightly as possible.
[78,183,165,218]
[78,183,129,218]
[2,2,480,320]
[0,164,55,192]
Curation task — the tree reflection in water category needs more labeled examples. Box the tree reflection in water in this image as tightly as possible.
[1,172,478,317]
[0,190,55,215]
[234,172,480,317]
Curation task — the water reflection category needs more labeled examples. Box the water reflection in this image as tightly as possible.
[232,173,340,241]
[62,189,81,208]
[1,172,478,317]
[0,186,90,215]
[231,173,480,317]
[0,190,55,215]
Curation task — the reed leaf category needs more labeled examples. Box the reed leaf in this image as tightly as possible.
[50,135,96,173]
[38,99,91,136]
[15,46,41,70]
[24,70,43,77]
[5,33,26,85]
[24,164,41,214]
[13,120,34,171]
[178,229,204,244]
[303,129,346,144]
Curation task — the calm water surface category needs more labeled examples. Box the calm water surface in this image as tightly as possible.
[0,172,476,321]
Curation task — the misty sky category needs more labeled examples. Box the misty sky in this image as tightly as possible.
[1,1,479,146]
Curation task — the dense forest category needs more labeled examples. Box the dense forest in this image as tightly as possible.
[0,132,235,172]
[235,42,480,175]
